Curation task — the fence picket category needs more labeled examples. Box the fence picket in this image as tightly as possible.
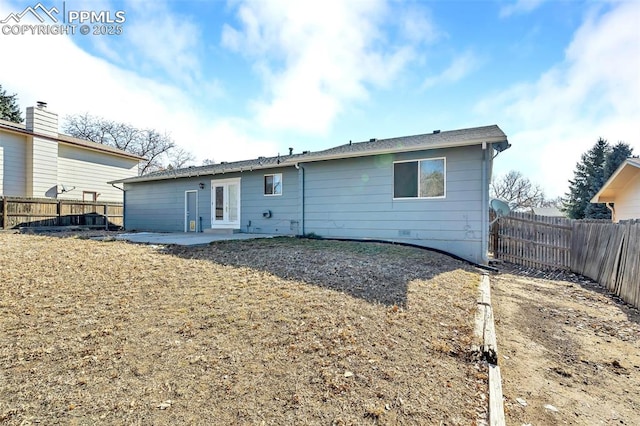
[491,213,639,309]
[0,196,124,230]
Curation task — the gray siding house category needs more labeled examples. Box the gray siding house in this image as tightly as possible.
[112,125,510,264]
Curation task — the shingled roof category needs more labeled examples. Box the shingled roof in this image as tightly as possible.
[111,124,508,184]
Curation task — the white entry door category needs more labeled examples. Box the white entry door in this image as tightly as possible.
[211,178,241,229]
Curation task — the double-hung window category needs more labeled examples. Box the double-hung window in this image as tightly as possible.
[264,173,282,196]
[393,158,445,199]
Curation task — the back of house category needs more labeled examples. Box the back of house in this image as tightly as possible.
[113,125,510,264]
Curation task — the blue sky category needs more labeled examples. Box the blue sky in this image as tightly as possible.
[1,0,638,198]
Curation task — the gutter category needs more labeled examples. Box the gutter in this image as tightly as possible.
[111,137,509,185]
[110,183,126,229]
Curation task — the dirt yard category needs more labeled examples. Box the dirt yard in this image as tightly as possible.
[0,233,488,425]
[492,266,640,425]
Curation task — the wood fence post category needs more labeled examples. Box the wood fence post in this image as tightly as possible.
[104,203,109,230]
[57,200,62,226]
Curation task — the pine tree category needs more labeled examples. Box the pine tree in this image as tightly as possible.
[564,138,609,219]
[564,139,634,219]
[604,142,633,177]
[0,84,23,123]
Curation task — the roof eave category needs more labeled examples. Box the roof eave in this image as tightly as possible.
[57,139,146,161]
[109,162,289,185]
[295,136,508,164]
[0,122,144,162]
[590,159,640,203]
[113,135,508,185]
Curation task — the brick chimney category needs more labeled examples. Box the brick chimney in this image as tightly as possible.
[25,101,58,137]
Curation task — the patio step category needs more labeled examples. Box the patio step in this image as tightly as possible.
[203,228,238,235]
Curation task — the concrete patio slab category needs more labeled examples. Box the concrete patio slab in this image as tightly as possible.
[114,232,276,246]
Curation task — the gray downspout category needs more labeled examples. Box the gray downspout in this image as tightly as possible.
[111,183,125,230]
[296,163,305,235]
[481,143,489,265]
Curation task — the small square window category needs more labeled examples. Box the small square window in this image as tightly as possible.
[264,173,282,195]
[83,191,98,202]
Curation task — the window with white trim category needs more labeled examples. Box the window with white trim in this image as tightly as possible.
[264,173,282,196]
[393,158,445,198]
[83,191,98,202]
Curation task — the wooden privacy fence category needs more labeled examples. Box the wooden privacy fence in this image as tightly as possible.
[1,196,123,230]
[571,220,640,310]
[491,212,573,270]
[492,213,640,309]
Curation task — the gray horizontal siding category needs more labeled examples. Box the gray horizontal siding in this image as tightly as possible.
[304,210,483,224]
[124,167,300,234]
[240,167,300,234]
[124,179,208,231]
[122,145,489,263]
[303,145,487,263]
[0,131,27,196]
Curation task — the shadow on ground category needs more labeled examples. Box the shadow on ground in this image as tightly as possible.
[164,237,471,307]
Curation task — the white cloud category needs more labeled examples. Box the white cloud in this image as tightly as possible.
[422,50,480,89]
[500,0,548,18]
[397,4,441,44]
[222,0,434,134]
[0,0,277,165]
[477,1,640,197]
[122,1,203,89]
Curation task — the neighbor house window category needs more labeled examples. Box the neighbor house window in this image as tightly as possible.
[83,191,98,202]
[393,158,445,198]
[264,173,282,195]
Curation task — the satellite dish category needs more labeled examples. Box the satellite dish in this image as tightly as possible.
[490,199,511,217]
[489,199,511,225]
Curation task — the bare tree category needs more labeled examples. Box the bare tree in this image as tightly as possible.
[541,196,564,209]
[63,113,191,175]
[490,170,546,211]
[164,146,196,170]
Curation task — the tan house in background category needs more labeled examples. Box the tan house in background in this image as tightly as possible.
[591,158,640,222]
[0,103,142,202]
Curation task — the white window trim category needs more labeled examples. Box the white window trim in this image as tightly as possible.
[264,173,283,196]
[392,157,446,200]
[211,177,241,229]
[83,191,98,202]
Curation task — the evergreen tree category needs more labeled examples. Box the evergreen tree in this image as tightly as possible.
[604,142,633,177]
[564,139,634,219]
[0,84,23,123]
[583,139,612,219]
[564,138,609,219]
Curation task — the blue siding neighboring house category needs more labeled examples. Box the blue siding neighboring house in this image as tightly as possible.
[111,125,510,264]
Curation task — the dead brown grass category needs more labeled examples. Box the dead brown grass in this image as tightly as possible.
[0,233,487,425]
